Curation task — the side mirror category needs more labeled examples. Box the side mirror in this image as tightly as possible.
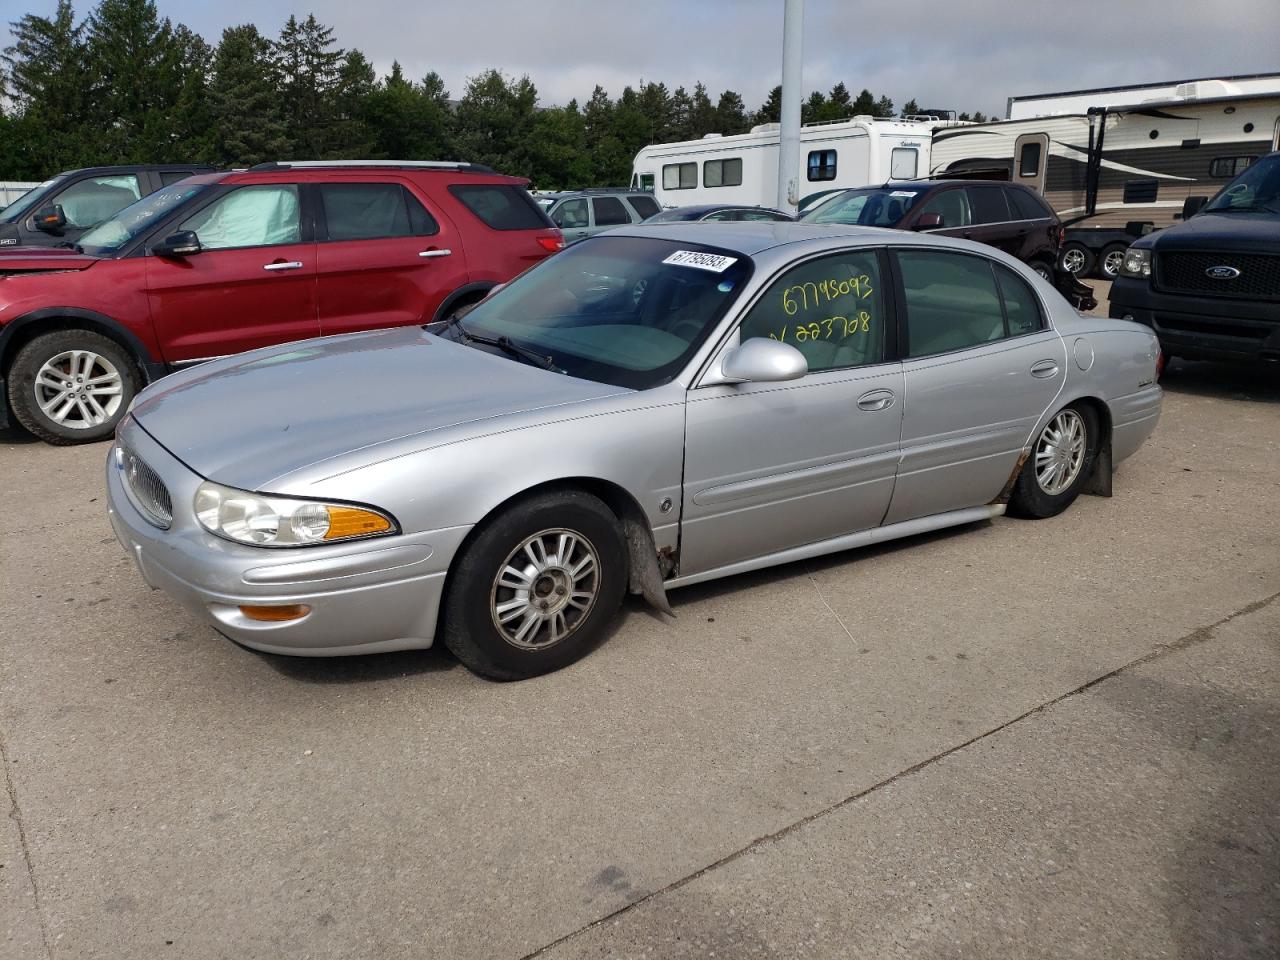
[33,205,66,233]
[720,337,808,384]
[1181,196,1208,220]
[913,212,943,230]
[151,230,202,258]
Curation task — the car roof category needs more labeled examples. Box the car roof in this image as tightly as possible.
[54,163,217,176]
[609,221,889,256]
[209,164,528,186]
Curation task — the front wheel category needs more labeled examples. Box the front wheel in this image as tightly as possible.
[6,329,139,445]
[441,490,628,680]
[1009,404,1099,519]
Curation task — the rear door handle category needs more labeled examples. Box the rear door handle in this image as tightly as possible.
[419,248,452,258]
[856,388,896,412]
[1031,359,1060,378]
[263,261,303,271]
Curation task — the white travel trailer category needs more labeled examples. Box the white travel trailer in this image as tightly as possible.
[630,116,941,211]
[929,76,1280,277]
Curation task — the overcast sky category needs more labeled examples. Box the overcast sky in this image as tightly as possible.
[3,0,1277,117]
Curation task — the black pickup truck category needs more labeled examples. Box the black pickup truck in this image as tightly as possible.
[1109,151,1280,363]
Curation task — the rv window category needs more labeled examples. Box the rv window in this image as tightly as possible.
[1123,180,1159,204]
[807,150,837,182]
[703,158,743,188]
[967,185,1011,225]
[1209,156,1256,178]
[639,173,656,192]
[663,163,697,190]
[890,148,918,180]
[1018,142,1042,178]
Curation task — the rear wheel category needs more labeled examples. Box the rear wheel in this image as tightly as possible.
[1009,403,1099,519]
[1100,243,1128,279]
[6,329,139,445]
[1029,259,1054,281]
[441,490,628,680]
[1060,243,1094,276]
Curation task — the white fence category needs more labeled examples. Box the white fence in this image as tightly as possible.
[0,181,39,209]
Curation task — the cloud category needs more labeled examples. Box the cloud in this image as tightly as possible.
[7,0,1277,118]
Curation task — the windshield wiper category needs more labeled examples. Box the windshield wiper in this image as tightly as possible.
[55,241,84,253]
[444,315,559,372]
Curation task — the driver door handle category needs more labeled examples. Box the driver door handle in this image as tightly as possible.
[856,388,896,412]
[419,248,453,258]
[263,261,303,271]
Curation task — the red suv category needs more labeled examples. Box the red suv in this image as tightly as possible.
[0,161,563,444]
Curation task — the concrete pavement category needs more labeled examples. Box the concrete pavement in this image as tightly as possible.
[2,356,1278,960]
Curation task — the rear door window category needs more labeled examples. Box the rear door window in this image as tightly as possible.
[318,183,439,240]
[159,171,195,187]
[591,196,630,226]
[627,194,660,219]
[967,185,1012,224]
[897,250,1006,357]
[50,175,143,229]
[994,263,1044,336]
[448,184,549,230]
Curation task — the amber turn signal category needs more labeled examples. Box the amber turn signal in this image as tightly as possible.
[239,604,311,622]
[323,507,393,541]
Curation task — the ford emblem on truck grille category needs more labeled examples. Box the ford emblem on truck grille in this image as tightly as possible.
[1205,265,1241,280]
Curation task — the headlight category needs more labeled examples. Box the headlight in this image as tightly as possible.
[193,481,397,548]
[1119,248,1152,279]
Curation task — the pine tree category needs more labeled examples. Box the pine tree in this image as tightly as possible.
[715,90,749,135]
[454,69,539,176]
[530,101,591,189]
[851,88,876,116]
[821,81,852,121]
[801,90,826,125]
[901,98,920,117]
[637,81,673,143]
[2,0,90,171]
[359,63,453,161]
[753,85,782,125]
[667,85,693,140]
[166,25,214,160]
[275,14,344,157]
[689,82,717,137]
[208,24,289,166]
[874,95,895,118]
[328,50,376,156]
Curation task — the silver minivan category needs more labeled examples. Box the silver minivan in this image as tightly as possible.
[546,189,662,244]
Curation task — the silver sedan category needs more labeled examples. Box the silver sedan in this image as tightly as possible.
[106,223,1162,680]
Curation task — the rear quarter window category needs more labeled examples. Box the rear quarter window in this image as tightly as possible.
[627,194,660,219]
[448,184,551,230]
[1007,188,1053,221]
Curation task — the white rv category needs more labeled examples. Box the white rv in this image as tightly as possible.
[630,116,941,212]
[929,75,1280,277]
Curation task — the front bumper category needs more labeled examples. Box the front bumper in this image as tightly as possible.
[1109,277,1280,362]
[106,417,471,656]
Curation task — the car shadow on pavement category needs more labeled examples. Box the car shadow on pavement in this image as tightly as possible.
[0,425,39,446]
[1161,359,1280,403]
[256,643,460,684]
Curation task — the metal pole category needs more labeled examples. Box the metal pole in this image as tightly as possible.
[776,0,803,212]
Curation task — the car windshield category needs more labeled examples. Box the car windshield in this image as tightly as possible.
[1,176,66,222]
[79,183,209,256]
[802,187,928,226]
[1204,154,1280,213]
[447,235,752,390]
[644,208,702,222]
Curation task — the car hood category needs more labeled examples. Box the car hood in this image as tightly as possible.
[1143,212,1280,253]
[132,326,631,491]
[0,246,99,273]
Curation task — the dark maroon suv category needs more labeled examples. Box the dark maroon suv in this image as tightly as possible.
[803,180,1061,273]
[802,179,1094,309]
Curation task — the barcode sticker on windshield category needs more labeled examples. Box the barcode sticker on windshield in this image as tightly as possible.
[890,191,915,197]
[663,250,738,272]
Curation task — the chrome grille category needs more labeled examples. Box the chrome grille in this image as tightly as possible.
[118,443,173,529]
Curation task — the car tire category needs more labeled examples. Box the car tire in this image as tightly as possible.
[1099,243,1128,279]
[1028,259,1054,281]
[441,489,628,680]
[6,329,139,445]
[1060,243,1094,277]
[1009,403,1100,519]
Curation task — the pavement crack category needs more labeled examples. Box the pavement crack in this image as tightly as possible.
[518,586,1280,960]
[0,725,54,960]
